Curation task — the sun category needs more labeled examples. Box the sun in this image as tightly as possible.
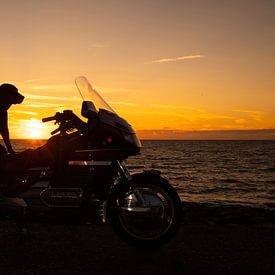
[25,119,44,139]
[29,128,42,139]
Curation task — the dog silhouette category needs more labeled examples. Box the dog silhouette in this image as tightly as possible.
[0,84,24,153]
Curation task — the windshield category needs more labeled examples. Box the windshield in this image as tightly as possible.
[75,76,115,113]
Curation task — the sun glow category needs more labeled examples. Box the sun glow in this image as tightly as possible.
[25,119,45,139]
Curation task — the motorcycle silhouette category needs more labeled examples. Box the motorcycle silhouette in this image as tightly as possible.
[0,77,182,247]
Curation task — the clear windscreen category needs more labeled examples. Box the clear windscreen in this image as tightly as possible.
[75,76,115,113]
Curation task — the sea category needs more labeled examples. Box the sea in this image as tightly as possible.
[4,139,275,209]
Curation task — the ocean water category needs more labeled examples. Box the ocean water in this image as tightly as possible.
[4,139,275,209]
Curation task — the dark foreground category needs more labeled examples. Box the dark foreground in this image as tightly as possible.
[0,219,274,274]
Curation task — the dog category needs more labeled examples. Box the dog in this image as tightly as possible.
[0,84,24,153]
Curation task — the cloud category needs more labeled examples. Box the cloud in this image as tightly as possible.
[137,129,275,140]
[23,93,80,102]
[25,79,49,83]
[23,101,63,108]
[233,110,266,121]
[109,101,137,106]
[148,104,234,120]
[152,54,205,63]
[150,104,203,112]
[97,86,134,95]
[10,110,38,116]
[27,84,74,91]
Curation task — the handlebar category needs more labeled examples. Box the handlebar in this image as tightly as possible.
[42,110,88,135]
[42,111,72,123]
[42,115,57,123]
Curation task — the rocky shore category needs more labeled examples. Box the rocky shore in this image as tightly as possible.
[0,202,274,274]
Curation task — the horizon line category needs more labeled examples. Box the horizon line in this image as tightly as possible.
[2,129,275,141]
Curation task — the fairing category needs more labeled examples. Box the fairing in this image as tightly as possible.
[75,76,141,157]
[75,76,115,113]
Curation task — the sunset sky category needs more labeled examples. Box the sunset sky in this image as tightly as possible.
[1,0,274,139]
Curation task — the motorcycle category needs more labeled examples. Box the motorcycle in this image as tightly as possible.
[0,76,182,247]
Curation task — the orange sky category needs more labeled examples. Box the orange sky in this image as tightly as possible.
[1,0,275,139]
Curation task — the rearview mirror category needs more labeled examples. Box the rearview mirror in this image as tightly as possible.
[81,101,98,119]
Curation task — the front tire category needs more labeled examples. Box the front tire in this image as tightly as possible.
[109,173,182,247]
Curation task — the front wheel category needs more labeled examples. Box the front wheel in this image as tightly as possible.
[109,173,182,247]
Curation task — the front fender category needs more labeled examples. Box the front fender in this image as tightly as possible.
[131,171,168,185]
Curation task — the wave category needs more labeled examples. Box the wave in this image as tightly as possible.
[219,179,244,184]
[260,168,275,173]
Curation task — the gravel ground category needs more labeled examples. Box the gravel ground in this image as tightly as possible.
[0,219,274,274]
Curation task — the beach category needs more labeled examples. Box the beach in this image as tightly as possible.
[0,203,274,274]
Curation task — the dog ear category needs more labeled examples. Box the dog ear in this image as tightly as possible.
[0,83,18,94]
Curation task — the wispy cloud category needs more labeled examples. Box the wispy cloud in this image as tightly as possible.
[25,79,48,83]
[23,101,63,108]
[150,104,203,111]
[97,86,134,95]
[109,101,137,106]
[136,129,275,140]
[152,54,205,63]
[11,110,38,116]
[23,93,80,102]
[149,104,233,120]
[27,84,74,91]
[233,110,266,121]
